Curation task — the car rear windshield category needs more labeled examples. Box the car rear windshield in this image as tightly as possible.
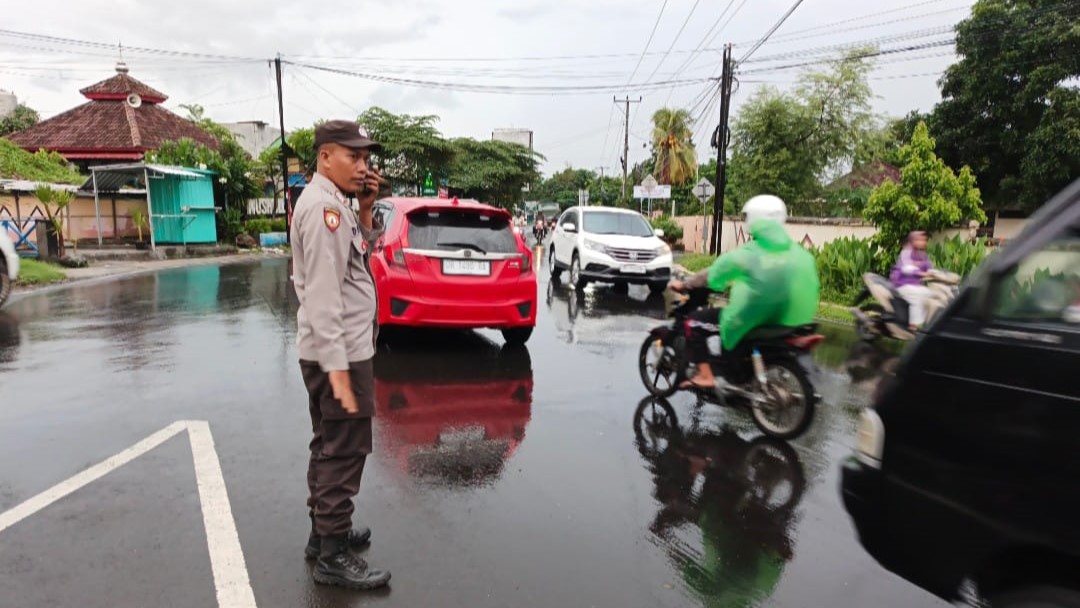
[407,210,518,254]
[582,211,653,237]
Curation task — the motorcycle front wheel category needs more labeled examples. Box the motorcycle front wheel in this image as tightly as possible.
[749,359,816,440]
[638,333,685,397]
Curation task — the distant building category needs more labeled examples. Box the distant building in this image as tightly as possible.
[222,120,281,158]
[5,61,219,170]
[492,128,534,150]
[0,90,16,119]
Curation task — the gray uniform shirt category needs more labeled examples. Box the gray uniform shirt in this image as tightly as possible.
[291,172,380,371]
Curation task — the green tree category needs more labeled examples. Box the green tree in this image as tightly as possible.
[727,51,877,206]
[650,108,697,186]
[864,122,986,258]
[156,103,264,208]
[534,167,595,207]
[930,0,1080,211]
[447,138,543,208]
[358,107,454,193]
[0,104,39,137]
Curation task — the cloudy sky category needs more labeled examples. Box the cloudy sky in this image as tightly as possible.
[2,0,973,174]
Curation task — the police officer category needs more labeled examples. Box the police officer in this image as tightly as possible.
[291,120,390,590]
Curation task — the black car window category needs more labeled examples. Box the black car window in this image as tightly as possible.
[990,233,1080,325]
[373,204,394,232]
[407,210,518,254]
[582,211,654,236]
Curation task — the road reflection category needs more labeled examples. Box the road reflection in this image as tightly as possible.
[374,330,533,487]
[545,279,666,346]
[0,312,19,366]
[633,396,806,607]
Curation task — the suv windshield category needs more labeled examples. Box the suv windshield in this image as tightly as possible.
[407,210,518,253]
[582,211,654,237]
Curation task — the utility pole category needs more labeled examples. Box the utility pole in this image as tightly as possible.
[710,44,735,255]
[614,96,641,205]
[274,55,291,244]
[595,166,608,205]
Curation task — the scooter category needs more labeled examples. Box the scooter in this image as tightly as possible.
[850,269,960,341]
[637,287,823,440]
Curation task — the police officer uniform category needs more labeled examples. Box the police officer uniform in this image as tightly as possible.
[291,120,390,589]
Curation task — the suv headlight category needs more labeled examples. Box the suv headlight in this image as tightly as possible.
[854,409,884,469]
[655,243,671,255]
[583,238,607,254]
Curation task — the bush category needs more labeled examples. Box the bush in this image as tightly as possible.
[269,218,287,232]
[929,235,988,276]
[244,218,273,238]
[814,236,878,305]
[220,208,244,242]
[679,253,716,273]
[650,215,683,245]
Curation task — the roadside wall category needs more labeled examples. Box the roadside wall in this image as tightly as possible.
[673,215,1027,253]
[0,192,148,243]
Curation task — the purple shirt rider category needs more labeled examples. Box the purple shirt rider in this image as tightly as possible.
[890,232,933,288]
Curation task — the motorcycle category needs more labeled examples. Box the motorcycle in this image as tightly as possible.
[850,269,960,341]
[637,287,823,440]
[532,223,547,245]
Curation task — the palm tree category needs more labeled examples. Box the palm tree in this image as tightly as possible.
[651,108,698,186]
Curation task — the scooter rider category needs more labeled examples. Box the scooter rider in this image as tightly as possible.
[668,195,820,391]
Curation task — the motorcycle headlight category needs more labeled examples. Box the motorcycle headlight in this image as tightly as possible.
[584,238,607,253]
[655,243,671,255]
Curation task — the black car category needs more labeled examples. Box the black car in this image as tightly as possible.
[842,180,1080,608]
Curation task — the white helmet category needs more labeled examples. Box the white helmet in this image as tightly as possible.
[743,194,787,225]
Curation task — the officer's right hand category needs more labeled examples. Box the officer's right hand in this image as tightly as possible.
[328,370,360,414]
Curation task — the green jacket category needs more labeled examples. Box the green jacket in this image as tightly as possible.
[699,219,820,349]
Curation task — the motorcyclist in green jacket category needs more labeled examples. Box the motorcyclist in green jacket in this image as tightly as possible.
[669,195,820,390]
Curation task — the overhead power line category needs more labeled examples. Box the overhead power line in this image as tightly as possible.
[737,0,808,64]
[625,0,670,85]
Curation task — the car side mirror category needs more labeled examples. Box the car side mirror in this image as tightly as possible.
[654,228,665,237]
[563,222,577,233]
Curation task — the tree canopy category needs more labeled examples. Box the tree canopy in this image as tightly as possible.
[359,107,454,191]
[727,52,878,207]
[930,0,1080,211]
[650,107,697,186]
[864,122,986,255]
[0,104,39,137]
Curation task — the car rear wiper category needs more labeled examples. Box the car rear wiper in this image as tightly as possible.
[437,241,487,253]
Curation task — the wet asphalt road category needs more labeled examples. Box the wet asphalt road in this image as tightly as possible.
[0,257,948,608]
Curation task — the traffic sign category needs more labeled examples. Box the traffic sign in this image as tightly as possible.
[695,177,715,202]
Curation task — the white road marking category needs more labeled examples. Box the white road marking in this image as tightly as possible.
[187,420,258,608]
[0,421,187,534]
[0,420,258,608]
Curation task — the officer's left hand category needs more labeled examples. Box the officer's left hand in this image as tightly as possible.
[357,168,386,209]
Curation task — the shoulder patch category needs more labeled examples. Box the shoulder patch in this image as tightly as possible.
[324,207,341,232]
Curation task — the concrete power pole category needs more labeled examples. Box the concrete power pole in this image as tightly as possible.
[614,96,641,205]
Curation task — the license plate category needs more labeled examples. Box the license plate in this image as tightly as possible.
[622,264,647,274]
[442,259,490,276]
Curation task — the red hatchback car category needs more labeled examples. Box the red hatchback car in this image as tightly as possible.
[370,197,538,345]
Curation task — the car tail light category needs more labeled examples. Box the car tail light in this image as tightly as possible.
[854,409,884,469]
[786,334,825,350]
[508,251,533,275]
[384,244,406,267]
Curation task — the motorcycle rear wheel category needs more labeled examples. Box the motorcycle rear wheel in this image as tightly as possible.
[749,359,816,440]
[638,334,685,397]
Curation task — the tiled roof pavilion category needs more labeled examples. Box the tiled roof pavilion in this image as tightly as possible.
[6,62,218,162]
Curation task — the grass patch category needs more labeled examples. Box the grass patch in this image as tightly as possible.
[817,302,855,325]
[15,259,67,286]
[678,253,716,273]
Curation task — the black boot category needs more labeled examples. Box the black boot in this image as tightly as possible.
[313,535,391,590]
[305,512,371,560]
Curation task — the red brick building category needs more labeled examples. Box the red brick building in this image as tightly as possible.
[6,62,218,169]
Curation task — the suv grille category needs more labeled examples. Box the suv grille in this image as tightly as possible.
[606,247,656,263]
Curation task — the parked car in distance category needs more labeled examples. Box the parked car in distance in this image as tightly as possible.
[548,206,672,292]
[370,197,537,345]
[842,179,1080,608]
[0,229,19,308]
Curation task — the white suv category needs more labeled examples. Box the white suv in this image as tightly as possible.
[548,206,672,292]
[0,229,19,308]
